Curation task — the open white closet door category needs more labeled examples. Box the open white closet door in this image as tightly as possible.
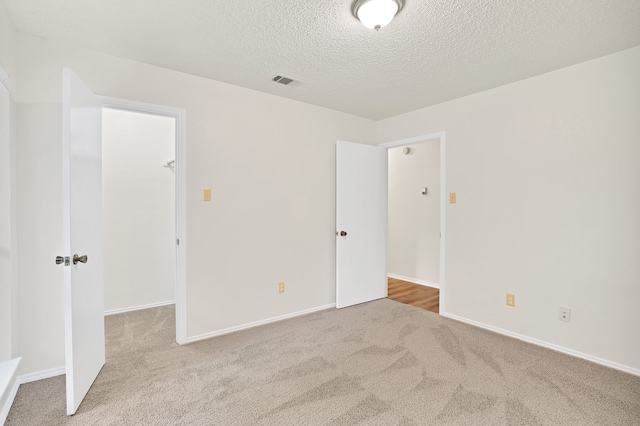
[61,68,105,415]
[336,140,387,308]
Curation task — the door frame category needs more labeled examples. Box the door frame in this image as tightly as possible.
[381,131,447,313]
[99,96,187,344]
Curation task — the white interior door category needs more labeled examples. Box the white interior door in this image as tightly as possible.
[62,68,105,415]
[336,140,387,308]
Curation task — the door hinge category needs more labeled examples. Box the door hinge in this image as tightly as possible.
[176,238,180,245]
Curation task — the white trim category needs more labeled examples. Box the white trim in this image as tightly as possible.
[381,131,447,312]
[0,358,21,425]
[99,96,188,345]
[105,300,175,316]
[100,97,185,118]
[439,133,446,313]
[0,377,18,425]
[441,312,640,378]
[380,132,444,149]
[184,304,336,344]
[0,64,10,91]
[388,273,439,289]
[18,366,66,384]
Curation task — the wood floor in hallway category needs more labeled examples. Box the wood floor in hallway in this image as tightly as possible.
[387,277,439,314]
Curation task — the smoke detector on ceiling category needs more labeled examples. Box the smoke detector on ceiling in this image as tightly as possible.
[272,75,300,87]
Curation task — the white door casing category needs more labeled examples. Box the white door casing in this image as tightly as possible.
[99,96,187,344]
[62,68,105,415]
[336,140,388,309]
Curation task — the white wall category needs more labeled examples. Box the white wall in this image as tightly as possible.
[16,104,65,373]
[14,34,375,374]
[13,22,638,377]
[102,108,176,312]
[378,46,640,372]
[0,3,17,362]
[388,142,440,285]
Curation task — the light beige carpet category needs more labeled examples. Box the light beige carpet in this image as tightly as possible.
[6,299,640,425]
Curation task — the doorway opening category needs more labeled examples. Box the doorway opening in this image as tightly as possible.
[100,97,187,344]
[102,107,176,318]
[382,133,446,315]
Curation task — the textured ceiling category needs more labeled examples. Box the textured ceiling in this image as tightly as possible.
[3,0,640,120]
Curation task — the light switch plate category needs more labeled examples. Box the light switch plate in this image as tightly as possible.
[506,293,515,307]
[203,189,211,202]
[449,193,457,203]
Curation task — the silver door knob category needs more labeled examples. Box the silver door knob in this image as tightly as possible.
[56,256,70,266]
[73,254,88,265]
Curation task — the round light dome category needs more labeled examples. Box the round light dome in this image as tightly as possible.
[353,0,404,31]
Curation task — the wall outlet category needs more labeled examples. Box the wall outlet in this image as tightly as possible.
[278,282,285,293]
[506,293,515,307]
[559,307,571,322]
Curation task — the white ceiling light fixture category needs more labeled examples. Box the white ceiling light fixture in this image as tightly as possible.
[352,0,404,31]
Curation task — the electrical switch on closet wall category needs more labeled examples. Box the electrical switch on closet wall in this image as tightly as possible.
[203,189,211,201]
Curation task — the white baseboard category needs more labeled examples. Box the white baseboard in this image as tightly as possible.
[185,303,336,344]
[388,273,439,289]
[18,366,65,384]
[0,358,21,425]
[440,312,640,378]
[105,300,175,316]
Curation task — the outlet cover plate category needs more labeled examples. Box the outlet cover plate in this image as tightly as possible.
[559,307,571,322]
